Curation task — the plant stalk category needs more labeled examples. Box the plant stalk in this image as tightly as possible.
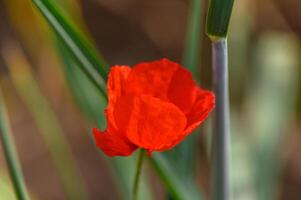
[183,0,202,81]
[0,91,31,200]
[211,39,232,200]
[132,149,145,200]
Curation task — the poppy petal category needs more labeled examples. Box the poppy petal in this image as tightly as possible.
[158,88,215,150]
[93,59,215,156]
[125,95,187,152]
[107,65,132,105]
[167,67,198,114]
[93,66,136,157]
[184,88,215,135]
[113,95,134,132]
[106,65,131,130]
[93,128,137,157]
[125,59,179,99]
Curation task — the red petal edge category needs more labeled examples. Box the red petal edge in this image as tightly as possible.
[157,88,215,151]
[93,128,137,157]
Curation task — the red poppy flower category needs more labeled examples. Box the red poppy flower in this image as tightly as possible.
[93,58,215,156]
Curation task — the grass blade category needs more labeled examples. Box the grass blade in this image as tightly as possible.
[0,172,17,200]
[150,154,203,200]
[2,41,89,200]
[183,0,203,81]
[0,90,31,200]
[32,0,109,98]
[206,0,235,39]
[175,0,204,180]
[56,40,107,128]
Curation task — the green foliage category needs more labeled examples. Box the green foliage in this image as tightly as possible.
[206,0,235,39]
[183,0,202,82]
[150,154,203,200]
[0,92,31,200]
[32,0,109,98]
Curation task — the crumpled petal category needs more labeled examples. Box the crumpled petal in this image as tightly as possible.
[106,65,131,135]
[107,65,132,106]
[125,59,198,114]
[161,88,215,150]
[93,66,137,157]
[184,88,215,135]
[167,67,198,114]
[125,95,187,152]
[125,59,179,100]
[93,128,136,157]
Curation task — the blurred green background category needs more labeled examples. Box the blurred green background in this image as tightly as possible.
[0,0,300,200]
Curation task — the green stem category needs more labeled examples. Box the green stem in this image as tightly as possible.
[0,91,31,200]
[206,0,235,39]
[211,39,232,200]
[132,149,145,200]
[183,0,202,82]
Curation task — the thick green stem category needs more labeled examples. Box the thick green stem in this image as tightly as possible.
[206,0,235,39]
[211,39,232,200]
[132,149,145,200]
[0,92,31,200]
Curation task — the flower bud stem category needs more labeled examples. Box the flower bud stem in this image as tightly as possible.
[132,149,145,200]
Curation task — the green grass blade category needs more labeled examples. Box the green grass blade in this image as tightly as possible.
[2,42,89,200]
[150,154,203,200]
[206,0,235,39]
[32,0,108,98]
[56,40,107,129]
[0,172,17,200]
[0,90,31,200]
[183,0,203,81]
[174,0,204,180]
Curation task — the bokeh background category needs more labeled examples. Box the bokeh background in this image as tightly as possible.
[0,0,301,200]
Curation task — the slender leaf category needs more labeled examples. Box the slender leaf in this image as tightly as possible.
[206,0,235,39]
[0,90,31,200]
[0,172,17,200]
[2,42,89,200]
[174,0,204,180]
[56,40,107,129]
[170,3,207,200]
[32,0,108,98]
[150,154,202,200]
[183,0,203,81]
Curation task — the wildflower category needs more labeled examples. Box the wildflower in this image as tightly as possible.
[93,58,214,156]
